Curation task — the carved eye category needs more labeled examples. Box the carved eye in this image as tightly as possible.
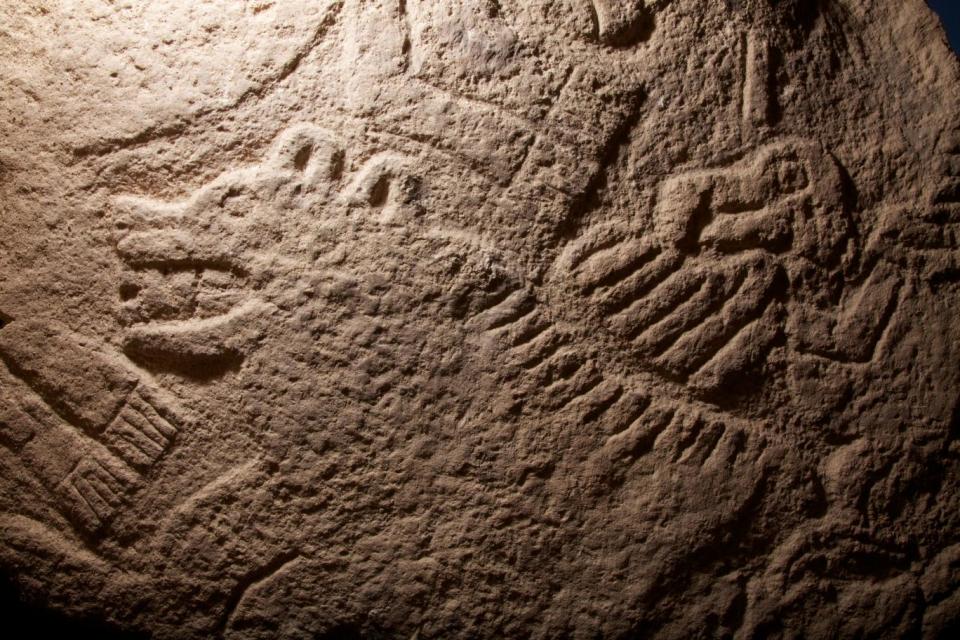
[271,125,344,186]
[293,144,312,172]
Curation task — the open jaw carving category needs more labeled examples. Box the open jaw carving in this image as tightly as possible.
[110,124,340,376]
[111,124,425,378]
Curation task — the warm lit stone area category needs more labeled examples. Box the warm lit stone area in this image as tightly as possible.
[1,1,959,638]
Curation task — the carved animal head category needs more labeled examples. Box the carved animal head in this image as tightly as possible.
[111,125,423,375]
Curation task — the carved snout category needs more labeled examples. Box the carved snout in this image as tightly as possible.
[112,195,242,272]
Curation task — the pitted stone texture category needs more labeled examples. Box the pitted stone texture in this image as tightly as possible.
[1,1,959,638]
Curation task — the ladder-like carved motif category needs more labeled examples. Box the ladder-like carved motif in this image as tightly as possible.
[0,319,182,537]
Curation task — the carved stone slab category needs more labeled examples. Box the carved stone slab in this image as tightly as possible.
[1,1,959,638]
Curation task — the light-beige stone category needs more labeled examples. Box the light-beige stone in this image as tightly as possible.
[1,1,959,637]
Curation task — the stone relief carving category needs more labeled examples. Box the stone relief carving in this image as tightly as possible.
[0,320,181,536]
[1,1,959,637]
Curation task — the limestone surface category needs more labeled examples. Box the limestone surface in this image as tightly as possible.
[1,1,959,638]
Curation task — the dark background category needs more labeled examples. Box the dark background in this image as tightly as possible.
[0,3,957,640]
[0,573,146,638]
[930,0,960,53]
